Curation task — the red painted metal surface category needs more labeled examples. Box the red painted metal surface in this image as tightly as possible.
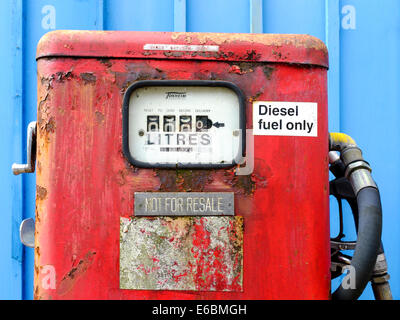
[34,31,330,299]
[37,31,329,68]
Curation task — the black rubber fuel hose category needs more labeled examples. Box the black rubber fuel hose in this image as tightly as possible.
[332,187,382,300]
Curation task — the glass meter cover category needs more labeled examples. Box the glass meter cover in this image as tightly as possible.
[123,81,245,168]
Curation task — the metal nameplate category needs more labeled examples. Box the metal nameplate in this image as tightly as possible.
[134,192,234,216]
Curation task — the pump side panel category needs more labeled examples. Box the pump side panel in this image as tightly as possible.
[35,56,329,299]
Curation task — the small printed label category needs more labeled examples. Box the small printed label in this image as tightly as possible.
[143,44,220,52]
[253,101,318,137]
[134,192,234,216]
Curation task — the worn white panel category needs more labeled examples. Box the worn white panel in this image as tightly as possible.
[120,216,243,291]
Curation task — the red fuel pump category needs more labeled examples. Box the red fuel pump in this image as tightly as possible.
[12,31,388,300]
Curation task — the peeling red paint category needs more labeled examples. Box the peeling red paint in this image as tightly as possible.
[187,217,242,292]
[57,251,96,296]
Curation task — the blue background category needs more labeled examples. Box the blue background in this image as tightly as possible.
[0,0,398,300]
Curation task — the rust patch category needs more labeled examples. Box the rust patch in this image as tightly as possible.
[57,251,96,296]
[55,71,73,82]
[94,110,105,124]
[116,169,127,186]
[156,169,214,192]
[34,285,40,300]
[41,75,54,90]
[80,72,97,83]
[231,216,244,252]
[98,58,112,68]
[163,51,184,58]
[263,65,275,80]
[224,169,256,195]
[170,32,327,52]
[113,62,166,90]
[38,92,49,112]
[249,90,263,103]
[177,170,214,191]
[36,185,48,200]
[37,87,55,152]
[232,175,256,195]
[234,62,256,74]
[272,49,284,60]
[44,116,56,133]
[228,64,253,75]
[36,160,41,174]
[242,49,261,61]
[155,168,260,195]
[156,170,179,192]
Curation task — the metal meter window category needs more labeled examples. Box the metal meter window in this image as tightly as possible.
[122,81,246,168]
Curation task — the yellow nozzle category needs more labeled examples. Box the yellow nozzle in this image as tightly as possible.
[329,132,357,151]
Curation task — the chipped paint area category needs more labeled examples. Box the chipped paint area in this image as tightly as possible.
[57,251,97,296]
[120,216,243,291]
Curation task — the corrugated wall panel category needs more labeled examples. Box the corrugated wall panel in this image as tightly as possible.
[0,0,23,300]
[339,0,400,300]
[263,0,326,40]
[186,0,249,32]
[104,0,174,31]
[0,0,398,300]
[21,0,104,300]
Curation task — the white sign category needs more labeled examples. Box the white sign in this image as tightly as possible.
[128,86,242,166]
[253,101,318,137]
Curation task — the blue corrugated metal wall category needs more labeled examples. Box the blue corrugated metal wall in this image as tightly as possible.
[0,0,398,300]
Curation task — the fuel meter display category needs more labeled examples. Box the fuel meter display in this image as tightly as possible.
[123,81,245,168]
